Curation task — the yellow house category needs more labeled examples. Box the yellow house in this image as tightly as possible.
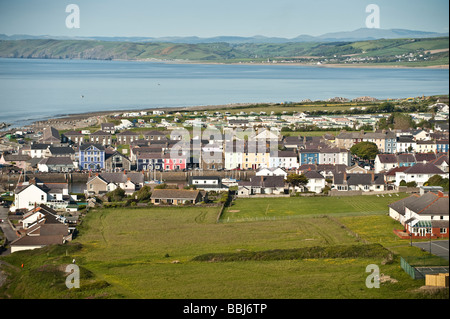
[242,143,270,170]
[415,140,437,154]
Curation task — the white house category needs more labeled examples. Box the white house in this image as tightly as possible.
[303,170,326,194]
[390,191,448,238]
[394,163,448,187]
[224,141,244,170]
[374,154,398,173]
[319,148,351,166]
[269,151,299,169]
[396,136,416,153]
[188,176,228,192]
[12,182,70,212]
[255,167,288,178]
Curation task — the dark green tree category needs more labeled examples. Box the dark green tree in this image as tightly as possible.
[350,141,378,160]
[286,173,309,192]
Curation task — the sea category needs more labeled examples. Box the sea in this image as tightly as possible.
[0,58,448,128]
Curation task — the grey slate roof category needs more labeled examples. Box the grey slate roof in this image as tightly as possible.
[404,192,449,216]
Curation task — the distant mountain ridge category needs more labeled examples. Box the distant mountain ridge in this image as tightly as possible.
[0,28,448,44]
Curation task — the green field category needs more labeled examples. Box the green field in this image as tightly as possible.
[222,194,411,222]
[0,195,447,299]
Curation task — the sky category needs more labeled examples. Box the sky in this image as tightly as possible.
[0,0,448,38]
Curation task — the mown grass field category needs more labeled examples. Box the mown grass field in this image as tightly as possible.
[0,195,447,299]
[222,194,411,222]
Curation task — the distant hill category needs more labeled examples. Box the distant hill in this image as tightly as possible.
[0,35,448,66]
[0,28,448,44]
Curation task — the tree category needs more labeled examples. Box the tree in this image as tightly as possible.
[107,187,125,202]
[286,173,308,193]
[133,185,152,202]
[425,175,449,191]
[350,141,378,160]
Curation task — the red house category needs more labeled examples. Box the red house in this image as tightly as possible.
[163,153,187,171]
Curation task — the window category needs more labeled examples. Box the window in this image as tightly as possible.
[41,195,45,201]
[440,228,447,234]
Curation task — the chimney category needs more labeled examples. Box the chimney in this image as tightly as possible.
[343,171,347,182]
[371,171,375,182]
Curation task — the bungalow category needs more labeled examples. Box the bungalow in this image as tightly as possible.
[332,172,386,192]
[150,189,205,205]
[237,175,286,196]
[188,176,228,192]
[86,171,144,196]
[390,191,448,239]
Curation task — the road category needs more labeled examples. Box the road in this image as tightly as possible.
[413,240,449,261]
[0,206,18,256]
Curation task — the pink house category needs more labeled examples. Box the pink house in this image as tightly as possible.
[163,153,187,171]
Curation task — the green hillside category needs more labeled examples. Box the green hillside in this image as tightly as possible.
[0,36,448,66]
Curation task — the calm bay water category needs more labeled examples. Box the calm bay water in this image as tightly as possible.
[0,58,448,128]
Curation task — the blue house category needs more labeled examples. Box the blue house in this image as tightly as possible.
[79,144,105,171]
[384,131,397,154]
[299,149,320,165]
[436,139,449,153]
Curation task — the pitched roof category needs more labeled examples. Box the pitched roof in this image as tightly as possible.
[151,189,201,200]
[249,176,285,188]
[48,146,75,155]
[404,163,444,175]
[116,130,139,136]
[79,143,105,151]
[414,153,437,163]
[334,173,385,185]
[88,172,144,185]
[303,170,325,179]
[376,154,397,164]
[405,192,449,216]
[388,194,420,216]
[39,157,74,166]
[90,130,111,136]
[397,154,416,163]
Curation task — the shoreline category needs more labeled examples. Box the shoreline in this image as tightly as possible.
[1,56,448,70]
[112,57,450,69]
